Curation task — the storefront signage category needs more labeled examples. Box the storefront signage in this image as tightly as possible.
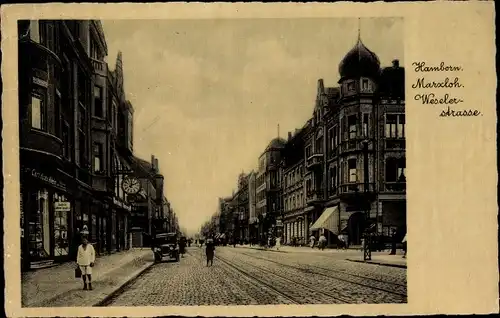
[54,202,71,212]
[113,197,132,211]
[24,168,66,190]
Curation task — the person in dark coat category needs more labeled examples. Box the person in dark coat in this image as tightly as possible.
[205,237,215,266]
[179,237,186,257]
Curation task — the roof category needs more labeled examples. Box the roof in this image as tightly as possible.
[265,137,287,151]
[338,38,381,81]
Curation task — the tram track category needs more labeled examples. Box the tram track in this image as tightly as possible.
[235,250,407,300]
[217,256,352,304]
[187,249,300,304]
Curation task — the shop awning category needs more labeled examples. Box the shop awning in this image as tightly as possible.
[220,233,226,239]
[215,233,221,239]
[309,207,339,235]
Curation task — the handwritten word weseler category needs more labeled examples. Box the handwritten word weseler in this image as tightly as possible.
[412,77,462,89]
[413,61,462,72]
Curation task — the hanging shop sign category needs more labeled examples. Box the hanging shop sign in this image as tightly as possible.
[113,197,132,211]
[54,202,71,212]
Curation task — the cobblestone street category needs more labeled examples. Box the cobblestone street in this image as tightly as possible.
[104,246,407,306]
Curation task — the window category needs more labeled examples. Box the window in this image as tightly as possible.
[362,79,369,91]
[31,94,45,130]
[93,143,103,173]
[348,159,357,183]
[330,167,337,191]
[347,82,355,92]
[385,158,406,182]
[316,137,323,153]
[55,93,61,137]
[62,122,70,159]
[94,86,103,118]
[90,39,99,60]
[397,115,406,138]
[30,21,40,43]
[328,128,334,151]
[348,115,357,139]
[305,145,312,158]
[363,113,369,137]
[306,179,312,194]
[333,126,338,146]
[386,114,406,139]
[78,131,86,166]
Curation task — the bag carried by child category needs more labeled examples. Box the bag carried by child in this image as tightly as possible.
[75,266,82,278]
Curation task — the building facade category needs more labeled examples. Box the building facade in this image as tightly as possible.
[19,20,175,270]
[247,171,257,240]
[19,20,97,270]
[302,37,406,246]
[281,129,306,245]
[255,138,286,241]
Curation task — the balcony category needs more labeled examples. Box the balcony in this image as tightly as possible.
[385,182,406,192]
[339,139,364,154]
[338,182,376,201]
[91,58,107,77]
[385,139,406,150]
[306,153,323,171]
[306,190,324,205]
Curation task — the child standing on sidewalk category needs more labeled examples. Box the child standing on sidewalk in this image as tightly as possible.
[77,236,96,290]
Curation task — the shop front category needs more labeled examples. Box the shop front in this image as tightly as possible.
[113,197,132,251]
[21,166,74,270]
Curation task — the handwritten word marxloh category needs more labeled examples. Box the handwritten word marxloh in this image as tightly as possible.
[412,77,463,89]
[413,61,463,72]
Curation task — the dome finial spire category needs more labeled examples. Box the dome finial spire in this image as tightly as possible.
[357,18,361,42]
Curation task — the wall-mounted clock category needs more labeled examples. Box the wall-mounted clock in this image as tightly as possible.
[122,175,141,195]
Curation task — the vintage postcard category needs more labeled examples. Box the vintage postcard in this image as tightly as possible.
[1,2,498,317]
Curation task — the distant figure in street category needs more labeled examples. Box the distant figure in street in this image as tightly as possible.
[179,237,187,257]
[310,235,316,249]
[276,236,281,251]
[319,234,327,250]
[76,236,95,290]
[402,234,407,258]
[390,230,397,255]
[205,238,215,266]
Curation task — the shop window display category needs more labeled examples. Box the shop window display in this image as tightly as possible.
[28,189,50,259]
[53,193,69,256]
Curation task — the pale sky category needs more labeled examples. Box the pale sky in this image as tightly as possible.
[101,18,403,236]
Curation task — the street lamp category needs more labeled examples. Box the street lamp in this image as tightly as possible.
[362,139,372,261]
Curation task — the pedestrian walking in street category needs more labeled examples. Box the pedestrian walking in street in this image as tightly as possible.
[309,235,316,249]
[76,236,95,290]
[402,234,407,258]
[390,229,397,255]
[205,238,215,266]
[319,234,327,250]
[275,236,281,251]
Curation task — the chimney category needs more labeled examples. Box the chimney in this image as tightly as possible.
[288,132,292,140]
[151,155,155,166]
[155,158,159,171]
[392,59,400,68]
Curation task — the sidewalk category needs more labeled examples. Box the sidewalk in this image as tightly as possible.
[22,248,154,307]
[347,251,407,269]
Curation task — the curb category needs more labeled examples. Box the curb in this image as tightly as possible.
[93,261,155,306]
[347,259,407,269]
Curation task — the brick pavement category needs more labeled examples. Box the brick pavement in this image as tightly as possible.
[105,246,406,305]
[22,248,154,307]
[107,247,293,306]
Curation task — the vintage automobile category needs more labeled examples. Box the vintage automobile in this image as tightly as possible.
[152,232,180,262]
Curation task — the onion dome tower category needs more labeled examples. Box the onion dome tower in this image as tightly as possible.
[338,37,381,82]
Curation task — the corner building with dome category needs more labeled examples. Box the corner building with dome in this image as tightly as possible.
[280,37,406,247]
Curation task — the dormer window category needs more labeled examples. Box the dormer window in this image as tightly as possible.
[362,79,369,91]
[347,82,355,92]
